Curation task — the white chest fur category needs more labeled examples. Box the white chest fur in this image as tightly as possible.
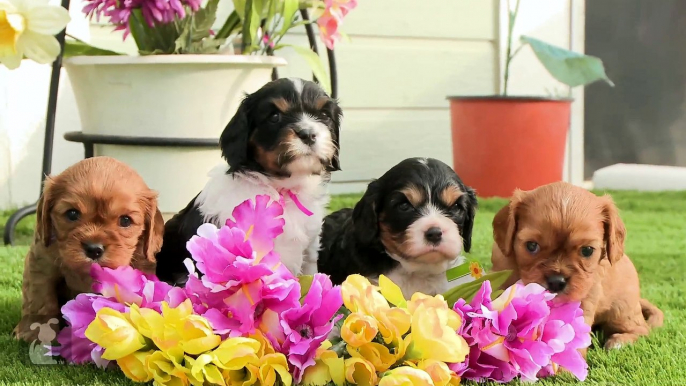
[370,255,467,298]
[196,165,329,275]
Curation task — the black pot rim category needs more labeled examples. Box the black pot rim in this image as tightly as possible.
[446,95,574,102]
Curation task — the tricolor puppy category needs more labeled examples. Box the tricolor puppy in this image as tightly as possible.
[317,158,478,298]
[491,182,663,351]
[156,78,342,284]
[14,157,164,342]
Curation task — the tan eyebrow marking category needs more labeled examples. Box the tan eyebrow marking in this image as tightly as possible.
[440,185,464,206]
[272,97,291,113]
[314,96,329,110]
[400,185,425,207]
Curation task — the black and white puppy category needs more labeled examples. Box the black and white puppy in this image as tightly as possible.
[317,157,477,297]
[156,77,342,284]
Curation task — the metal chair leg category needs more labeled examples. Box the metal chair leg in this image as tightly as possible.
[3,204,37,246]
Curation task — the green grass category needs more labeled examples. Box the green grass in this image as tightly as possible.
[0,191,684,385]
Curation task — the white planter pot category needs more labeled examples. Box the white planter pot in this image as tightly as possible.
[64,55,287,214]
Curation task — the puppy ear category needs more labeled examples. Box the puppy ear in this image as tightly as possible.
[325,99,343,172]
[492,189,524,256]
[142,193,165,263]
[461,186,478,252]
[36,177,54,247]
[601,195,626,265]
[352,180,380,246]
[220,96,252,172]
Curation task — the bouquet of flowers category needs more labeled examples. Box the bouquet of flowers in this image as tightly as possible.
[52,194,592,385]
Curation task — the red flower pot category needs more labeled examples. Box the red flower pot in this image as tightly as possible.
[448,96,572,198]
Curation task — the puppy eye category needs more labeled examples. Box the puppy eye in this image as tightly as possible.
[65,209,80,222]
[396,202,413,212]
[119,215,133,228]
[580,246,594,258]
[451,202,462,211]
[525,241,540,254]
[268,112,280,123]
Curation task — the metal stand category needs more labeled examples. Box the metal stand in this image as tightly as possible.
[3,0,70,246]
[3,5,337,246]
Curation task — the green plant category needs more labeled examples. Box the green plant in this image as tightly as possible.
[502,0,614,96]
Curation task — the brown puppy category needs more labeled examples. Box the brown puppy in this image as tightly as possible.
[490,181,663,352]
[13,157,164,342]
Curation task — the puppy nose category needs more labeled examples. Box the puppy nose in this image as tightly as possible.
[297,129,317,145]
[82,243,105,259]
[424,227,443,243]
[546,275,567,293]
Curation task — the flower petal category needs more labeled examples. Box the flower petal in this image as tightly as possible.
[25,5,69,34]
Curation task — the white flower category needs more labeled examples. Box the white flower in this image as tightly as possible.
[0,0,70,69]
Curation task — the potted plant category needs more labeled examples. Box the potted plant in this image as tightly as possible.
[447,0,613,198]
[56,0,356,213]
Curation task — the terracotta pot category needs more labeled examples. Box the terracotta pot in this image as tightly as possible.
[448,96,572,198]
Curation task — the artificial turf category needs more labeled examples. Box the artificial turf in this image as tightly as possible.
[0,190,684,385]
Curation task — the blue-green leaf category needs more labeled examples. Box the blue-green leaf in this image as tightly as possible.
[521,35,614,88]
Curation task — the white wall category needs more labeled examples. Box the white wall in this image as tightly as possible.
[0,0,586,208]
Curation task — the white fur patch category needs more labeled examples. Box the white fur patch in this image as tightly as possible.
[196,165,329,276]
[403,204,463,261]
[289,78,304,95]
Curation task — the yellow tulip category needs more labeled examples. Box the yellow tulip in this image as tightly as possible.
[117,350,154,383]
[347,342,397,372]
[341,313,379,348]
[405,298,469,363]
[146,348,190,386]
[258,353,292,386]
[302,341,345,386]
[85,307,147,360]
[417,359,461,386]
[248,330,276,357]
[224,364,259,386]
[180,315,222,355]
[378,275,407,308]
[341,275,389,315]
[129,304,163,339]
[212,337,261,371]
[378,366,434,386]
[344,357,378,386]
[375,308,411,346]
[186,354,225,386]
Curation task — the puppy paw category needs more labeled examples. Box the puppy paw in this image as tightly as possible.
[604,333,639,350]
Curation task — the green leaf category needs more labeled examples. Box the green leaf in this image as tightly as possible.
[279,0,299,35]
[192,0,219,40]
[441,270,513,308]
[298,275,314,302]
[215,10,241,39]
[63,39,125,57]
[129,9,178,54]
[232,0,246,20]
[279,44,331,94]
[520,35,614,88]
[241,0,261,53]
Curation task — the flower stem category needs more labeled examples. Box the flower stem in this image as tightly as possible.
[503,0,521,96]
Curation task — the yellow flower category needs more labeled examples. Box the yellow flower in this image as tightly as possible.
[347,342,397,372]
[248,330,276,357]
[405,294,469,363]
[341,313,379,348]
[131,301,221,356]
[469,262,483,279]
[378,366,434,386]
[117,350,154,383]
[378,275,407,308]
[224,364,259,386]
[345,357,378,386]
[301,341,345,386]
[85,307,147,360]
[146,348,190,386]
[212,337,261,371]
[0,0,70,69]
[341,275,389,315]
[375,307,411,346]
[186,354,225,386]
[258,353,292,386]
[417,359,461,386]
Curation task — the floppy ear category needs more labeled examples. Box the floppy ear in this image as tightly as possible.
[141,193,165,263]
[492,189,524,257]
[461,186,478,253]
[325,99,343,172]
[35,177,54,247]
[601,195,626,265]
[352,180,381,246]
[220,96,252,172]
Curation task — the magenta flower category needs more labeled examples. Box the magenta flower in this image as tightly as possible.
[82,0,202,37]
[225,194,285,260]
[278,274,343,382]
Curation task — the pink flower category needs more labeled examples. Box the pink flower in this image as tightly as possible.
[278,274,343,382]
[225,194,285,260]
[82,0,202,37]
[317,0,358,50]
